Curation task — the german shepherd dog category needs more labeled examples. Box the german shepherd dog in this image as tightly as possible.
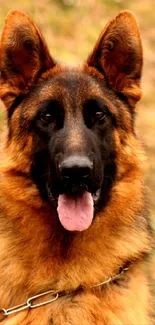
[0,10,154,325]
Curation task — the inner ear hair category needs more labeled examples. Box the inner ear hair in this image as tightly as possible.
[0,10,55,110]
[87,11,143,103]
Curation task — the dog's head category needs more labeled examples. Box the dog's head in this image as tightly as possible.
[0,10,143,231]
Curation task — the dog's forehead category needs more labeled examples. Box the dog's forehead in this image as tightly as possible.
[22,69,112,119]
[24,68,118,118]
[38,69,105,100]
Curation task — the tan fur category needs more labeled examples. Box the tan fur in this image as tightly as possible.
[0,10,154,325]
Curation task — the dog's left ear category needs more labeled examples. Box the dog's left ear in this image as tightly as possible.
[0,10,55,109]
[87,11,142,102]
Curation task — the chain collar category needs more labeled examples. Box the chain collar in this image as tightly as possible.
[0,265,130,322]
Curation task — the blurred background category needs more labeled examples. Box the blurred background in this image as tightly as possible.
[0,0,155,272]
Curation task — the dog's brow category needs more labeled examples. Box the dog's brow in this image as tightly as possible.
[39,99,62,109]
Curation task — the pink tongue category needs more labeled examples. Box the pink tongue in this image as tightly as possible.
[57,191,94,231]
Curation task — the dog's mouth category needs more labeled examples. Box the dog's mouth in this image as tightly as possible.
[47,185,101,232]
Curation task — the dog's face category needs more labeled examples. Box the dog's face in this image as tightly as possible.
[17,70,117,231]
[0,10,142,231]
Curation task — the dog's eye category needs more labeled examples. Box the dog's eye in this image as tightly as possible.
[38,100,64,129]
[83,98,109,128]
[41,112,54,124]
[95,112,106,121]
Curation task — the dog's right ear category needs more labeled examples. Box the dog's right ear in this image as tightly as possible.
[0,10,55,110]
[87,11,143,103]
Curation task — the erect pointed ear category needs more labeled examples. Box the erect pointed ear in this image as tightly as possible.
[87,11,143,102]
[0,10,55,109]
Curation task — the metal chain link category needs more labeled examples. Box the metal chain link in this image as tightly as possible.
[0,290,59,321]
[0,265,130,322]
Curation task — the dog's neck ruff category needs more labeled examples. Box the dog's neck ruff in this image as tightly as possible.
[0,265,130,322]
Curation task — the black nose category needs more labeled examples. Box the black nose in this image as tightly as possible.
[59,155,93,181]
